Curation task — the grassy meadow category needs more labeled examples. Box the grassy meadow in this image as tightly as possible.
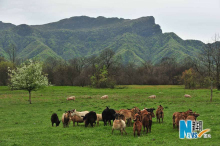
[0,85,219,146]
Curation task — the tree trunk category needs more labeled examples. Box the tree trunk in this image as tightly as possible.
[29,91,32,104]
[217,66,220,90]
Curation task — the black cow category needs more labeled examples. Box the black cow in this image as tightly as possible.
[82,111,97,127]
[51,113,61,127]
[102,106,116,126]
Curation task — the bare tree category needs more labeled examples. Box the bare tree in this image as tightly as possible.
[195,34,220,101]
[99,48,115,69]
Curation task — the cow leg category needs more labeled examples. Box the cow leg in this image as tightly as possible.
[112,128,114,134]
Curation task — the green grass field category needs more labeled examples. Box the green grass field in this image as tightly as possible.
[0,85,219,146]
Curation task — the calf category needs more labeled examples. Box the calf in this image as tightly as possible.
[133,114,142,137]
[82,111,97,127]
[51,113,61,127]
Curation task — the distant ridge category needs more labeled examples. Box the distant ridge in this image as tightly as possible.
[0,16,204,64]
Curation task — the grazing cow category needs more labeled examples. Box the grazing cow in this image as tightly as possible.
[62,111,71,128]
[184,94,191,98]
[67,96,75,101]
[82,111,97,127]
[133,114,142,137]
[148,95,156,99]
[51,113,61,127]
[112,113,127,135]
[119,107,140,126]
[101,95,108,99]
[70,115,84,126]
[156,105,164,123]
[102,106,116,126]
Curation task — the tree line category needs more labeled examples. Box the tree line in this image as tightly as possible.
[0,37,220,90]
[0,48,192,87]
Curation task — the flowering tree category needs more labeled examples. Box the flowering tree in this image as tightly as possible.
[8,60,49,104]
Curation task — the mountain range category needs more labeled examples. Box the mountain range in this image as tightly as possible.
[0,16,205,65]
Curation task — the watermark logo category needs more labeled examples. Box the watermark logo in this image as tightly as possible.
[179,120,211,139]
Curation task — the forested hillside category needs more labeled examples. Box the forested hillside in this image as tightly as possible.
[0,16,205,65]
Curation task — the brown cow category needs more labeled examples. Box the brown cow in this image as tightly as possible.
[156,105,164,123]
[172,109,193,130]
[70,115,84,126]
[119,107,140,126]
[62,111,71,128]
[133,114,142,137]
[142,112,152,134]
[186,112,200,121]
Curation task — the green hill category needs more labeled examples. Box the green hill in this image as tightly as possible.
[0,16,205,64]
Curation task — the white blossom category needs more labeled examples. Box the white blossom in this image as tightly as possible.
[8,60,49,103]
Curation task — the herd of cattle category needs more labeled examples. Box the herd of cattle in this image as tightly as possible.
[51,104,200,137]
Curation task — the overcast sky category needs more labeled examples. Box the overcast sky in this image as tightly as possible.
[0,0,220,43]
